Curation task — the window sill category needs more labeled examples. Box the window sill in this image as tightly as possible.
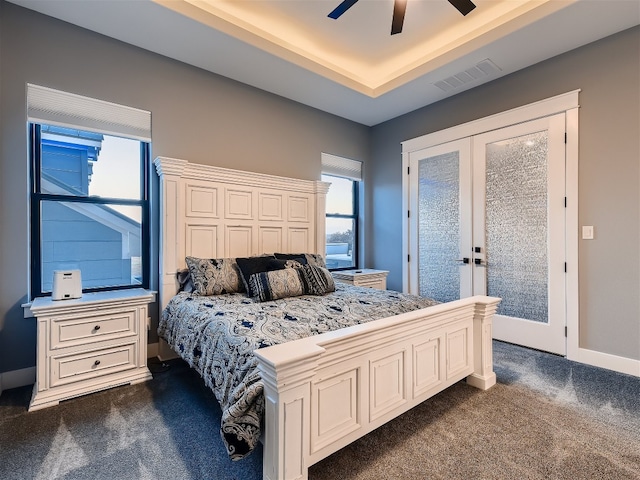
[22,302,34,319]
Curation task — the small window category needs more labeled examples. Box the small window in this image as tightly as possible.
[323,174,358,270]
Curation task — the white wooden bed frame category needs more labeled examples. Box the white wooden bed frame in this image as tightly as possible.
[155,157,500,480]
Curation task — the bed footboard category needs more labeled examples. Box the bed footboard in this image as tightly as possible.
[255,295,500,480]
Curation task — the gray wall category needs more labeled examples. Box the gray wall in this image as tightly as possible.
[1,2,638,376]
[369,26,639,361]
[0,2,370,373]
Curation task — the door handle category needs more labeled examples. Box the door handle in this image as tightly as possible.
[474,258,487,267]
[455,258,470,264]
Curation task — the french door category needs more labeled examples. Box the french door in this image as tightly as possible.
[408,138,473,302]
[408,114,567,355]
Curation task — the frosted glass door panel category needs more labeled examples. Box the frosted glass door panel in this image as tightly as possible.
[473,113,566,355]
[408,113,567,355]
[409,138,471,301]
[485,131,548,323]
[418,153,460,302]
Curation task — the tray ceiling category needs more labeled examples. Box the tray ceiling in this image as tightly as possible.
[9,0,640,125]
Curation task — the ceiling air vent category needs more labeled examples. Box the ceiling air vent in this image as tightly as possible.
[433,59,501,92]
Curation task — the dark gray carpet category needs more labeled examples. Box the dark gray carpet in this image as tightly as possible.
[1,341,638,480]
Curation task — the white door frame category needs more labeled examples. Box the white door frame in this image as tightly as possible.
[402,90,579,356]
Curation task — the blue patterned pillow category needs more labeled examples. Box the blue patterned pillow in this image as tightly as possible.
[185,256,245,295]
[298,265,335,296]
[248,268,305,302]
[304,253,327,269]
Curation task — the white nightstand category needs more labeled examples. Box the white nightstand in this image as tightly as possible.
[332,269,389,290]
[28,288,155,411]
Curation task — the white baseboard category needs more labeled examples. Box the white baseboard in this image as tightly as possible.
[157,338,179,361]
[0,366,36,394]
[570,347,640,377]
[147,342,159,359]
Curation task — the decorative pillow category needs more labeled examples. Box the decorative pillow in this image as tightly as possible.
[304,253,327,269]
[274,253,308,265]
[185,256,244,295]
[283,259,305,269]
[248,268,305,302]
[176,268,194,293]
[298,265,335,296]
[274,252,327,269]
[235,255,288,293]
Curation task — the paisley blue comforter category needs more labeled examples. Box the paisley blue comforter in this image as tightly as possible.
[158,283,438,460]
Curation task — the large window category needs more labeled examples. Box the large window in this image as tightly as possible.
[321,153,362,271]
[27,85,151,297]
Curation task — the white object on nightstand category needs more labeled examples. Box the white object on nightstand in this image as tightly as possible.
[28,288,155,411]
[332,269,389,290]
[51,270,82,300]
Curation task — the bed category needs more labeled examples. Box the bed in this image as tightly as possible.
[154,157,500,480]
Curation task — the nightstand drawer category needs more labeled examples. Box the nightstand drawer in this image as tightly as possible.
[356,278,386,289]
[51,343,137,387]
[51,310,137,349]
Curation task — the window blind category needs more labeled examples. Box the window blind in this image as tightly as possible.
[27,84,151,142]
[321,153,362,181]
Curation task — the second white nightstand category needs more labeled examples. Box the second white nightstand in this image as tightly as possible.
[332,269,389,290]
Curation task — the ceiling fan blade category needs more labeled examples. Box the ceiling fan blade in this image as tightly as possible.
[391,0,407,35]
[448,0,476,16]
[328,0,360,19]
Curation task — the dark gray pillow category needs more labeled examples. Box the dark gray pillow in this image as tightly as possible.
[235,255,287,294]
[176,268,194,293]
[274,253,308,265]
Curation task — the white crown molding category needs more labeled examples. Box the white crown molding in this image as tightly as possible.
[154,156,330,194]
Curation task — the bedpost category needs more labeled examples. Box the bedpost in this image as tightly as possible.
[255,342,324,480]
[314,181,330,256]
[466,295,500,390]
[154,157,187,360]
[154,157,188,310]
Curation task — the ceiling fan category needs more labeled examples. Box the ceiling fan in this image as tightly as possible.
[328,0,477,35]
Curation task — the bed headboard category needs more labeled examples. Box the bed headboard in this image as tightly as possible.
[154,156,330,311]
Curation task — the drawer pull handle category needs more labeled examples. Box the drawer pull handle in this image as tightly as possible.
[94,325,101,331]
[94,360,101,366]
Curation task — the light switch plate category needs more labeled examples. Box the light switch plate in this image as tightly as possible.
[582,225,594,240]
